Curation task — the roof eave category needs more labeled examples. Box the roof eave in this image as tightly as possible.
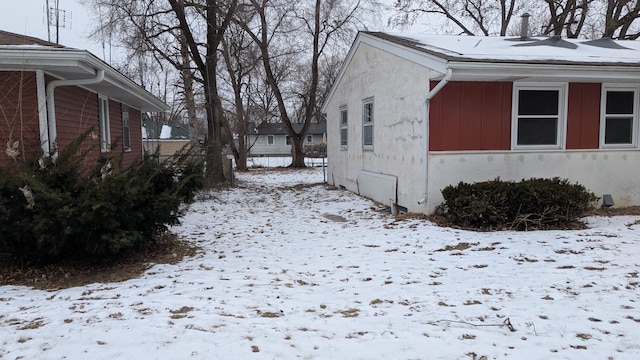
[0,47,169,112]
[321,32,448,113]
[447,60,640,82]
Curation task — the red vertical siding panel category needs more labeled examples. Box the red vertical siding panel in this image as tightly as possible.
[429,81,512,151]
[51,80,102,169]
[566,83,600,149]
[460,82,483,149]
[0,71,42,167]
[429,81,443,150]
[481,82,512,150]
[442,82,463,149]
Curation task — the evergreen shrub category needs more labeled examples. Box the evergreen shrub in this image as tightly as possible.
[435,177,597,230]
[0,132,204,265]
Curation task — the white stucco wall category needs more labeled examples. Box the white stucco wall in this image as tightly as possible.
[326,42,438,212]
[426,150,640,213]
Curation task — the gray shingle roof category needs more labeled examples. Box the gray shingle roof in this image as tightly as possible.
[255,122,326,135]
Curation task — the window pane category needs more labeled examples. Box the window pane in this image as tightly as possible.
[606,91,634,115]
[340,128,348,146]
[363,125,373,146]
[364,103,373,123]
[340,109,347,125]
[517,118,558,145]
[518,90,559,115]
[286,136,291,145]
[605,117,633,144]
[122,105,130,150]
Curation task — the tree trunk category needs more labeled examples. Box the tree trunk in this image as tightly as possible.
[201,0,226,185]
[237,131,247,171]
[180,30,199,146]
[290,135,306,167]
[203,58,225,185]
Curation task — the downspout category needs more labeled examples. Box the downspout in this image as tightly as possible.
[45,69,105,157]
[418,67,452,208]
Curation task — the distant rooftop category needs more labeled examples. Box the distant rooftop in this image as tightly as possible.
[255,122,327,135]
[0,29,65,48]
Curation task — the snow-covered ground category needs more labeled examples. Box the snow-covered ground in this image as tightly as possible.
[1,167,639,360]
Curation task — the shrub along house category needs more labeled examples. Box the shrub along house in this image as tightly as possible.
[322,30,640,214]
[0,30,169,169]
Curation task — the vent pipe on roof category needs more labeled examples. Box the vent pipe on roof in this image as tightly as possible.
[520,13,531,39]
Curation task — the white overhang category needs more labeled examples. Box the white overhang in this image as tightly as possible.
[443,61,640,83]
[0,47,169,112]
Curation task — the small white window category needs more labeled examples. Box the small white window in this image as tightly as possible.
[362,98,374,150]
[512,83,566,149]
[122,104,131,151]
[285,136,291,145]
[307,135,313,143]
[339,106,348,149]
[98,95,111,152]
[600,85,638,148]
[268,135,274,145]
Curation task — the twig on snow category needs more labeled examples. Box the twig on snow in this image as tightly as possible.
[427,317,516,332]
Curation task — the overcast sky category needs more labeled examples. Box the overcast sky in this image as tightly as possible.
[1,0,118,60]
[1,0,405,64]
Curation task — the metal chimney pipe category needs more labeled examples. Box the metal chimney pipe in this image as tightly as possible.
[520,13,531,38]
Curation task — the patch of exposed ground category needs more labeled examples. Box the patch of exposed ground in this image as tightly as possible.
[0,232,200,290]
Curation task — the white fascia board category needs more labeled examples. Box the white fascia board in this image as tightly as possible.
[0,48,169,112]
[448,61,640,82]
[321,32,448,113]
[79,52,170,112]
[357,33,448,74]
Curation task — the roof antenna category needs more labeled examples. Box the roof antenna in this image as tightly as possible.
[520,13,531,39]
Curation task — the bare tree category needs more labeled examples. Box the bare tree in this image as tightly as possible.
[390,0,521,36]
[220,21,262,171]
[237,0,370,167]
[541,0,593,37]
[83,0,237,184]
[391,0,640,39]
[603,0,640,39]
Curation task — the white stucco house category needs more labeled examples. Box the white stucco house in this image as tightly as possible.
[322,31,640,214]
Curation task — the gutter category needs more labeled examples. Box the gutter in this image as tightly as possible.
[418,67,452,207]
[45,69,105,156]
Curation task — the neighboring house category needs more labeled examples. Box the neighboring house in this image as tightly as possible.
[143,121,193,158]
[323,31,640,214]
[247,121,326,156]
[0,30,169,169]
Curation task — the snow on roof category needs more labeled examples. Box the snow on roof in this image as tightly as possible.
[369,32,640,66]
[159,125,172,139]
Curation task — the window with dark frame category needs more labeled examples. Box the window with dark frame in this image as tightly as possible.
[603,90,635,145]
[268,135,274,145]
[362,99,374,149]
